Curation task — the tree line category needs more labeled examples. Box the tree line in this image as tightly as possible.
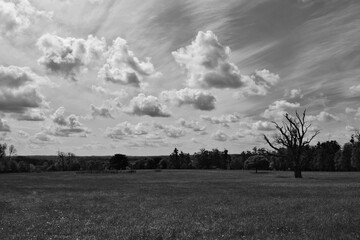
[1,110,360,176]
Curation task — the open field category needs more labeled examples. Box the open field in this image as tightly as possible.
[1,170,360,240]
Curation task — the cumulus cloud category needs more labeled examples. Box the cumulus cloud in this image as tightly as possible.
[346,125,356,131]
[105,121,148,140]
[160,88,216,111]
[263,100,300,119]
[98,37,157,87]
[211,130,229,141]
[178,118,206,132]
[154,123,186,138]
[37,34,107,81]
[252,120,274,131]
[173,30,243,89]
[0,118,10,132]
[173,31,279,94]
[90,104,114,119]
[49,107,89,137]
[239,69,280,97]
[17,130,29,138]
[0,0,52,36]
[124,139,170,148]
[125,93,171,117]
[201,112,241,127]
[0,65,47,114]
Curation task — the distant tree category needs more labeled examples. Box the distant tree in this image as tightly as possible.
[170,148,180,169]
[351,142,360,171]
[336,143,352,171]
[244,155,270,173]
[158,159,168,169]
[314,140,340,171]
[57,151,67,171]
[264,110,320,178]
[109,154,129,170]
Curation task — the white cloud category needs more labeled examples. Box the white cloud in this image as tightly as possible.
[346,125,356,131]
[211,129,229,141]
[105,121,148,140]
[0,0,52,36]
[17,130,29,138]
[350,84,360,95]
[125,93,171,117]
[173,30,243,89]
[0,118,10,132]
[263,100,300,119]
[37,34,107,81]
[285,89,303,99]
[91,85,128,98]
[90,104,114,119]
[160,88,216,111]
[252,120,274,131]
[201,112,241,126]
[49,107,89,137]
[154,123,186,138]
[345,107,357,114]
[12,109,46,121]
[316,111,339,122]
[0,65,47,114]
[173,31,279,94]
[98,37,157,87]
[178,118,206,132]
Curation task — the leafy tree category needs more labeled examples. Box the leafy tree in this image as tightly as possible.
[169,148,180,169]
[314,140,340,171]
[351,142,360,171]
[109,154,129,170]
[336,143,352,171]
[244,155,270,173]
[264,110,320,178]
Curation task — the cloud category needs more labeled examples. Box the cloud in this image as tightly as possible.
[284,89,303,99]
[0,0,52,36]
[173,30,243,89]
[239,69,280,97]
[201,112,241,126]
[346,125,356,132]
[125,93,171,117]
[345,107,357,114]
[12,109,46,121]
[90,104,114,119]
[98,37,157,87]
[349,84,360,95]
[178,118,206,132]
[252,120,274,131]
[263,100,300,119]
[316,111,339,122]
[49,107,89,137]
[17,130,29,138]
[160,88,216,111]
[154,123,186,138]
[0,65,47,114]
[211,129,229,141]
[37,34,107,81]
[0,119,10,132]
[105,121,148,140]
[91,85,128,98]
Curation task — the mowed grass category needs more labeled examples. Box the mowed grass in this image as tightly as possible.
[1,171,360,240]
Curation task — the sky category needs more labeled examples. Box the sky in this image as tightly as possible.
[0,0,359,156]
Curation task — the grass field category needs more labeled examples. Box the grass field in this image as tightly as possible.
[1,170,360,240]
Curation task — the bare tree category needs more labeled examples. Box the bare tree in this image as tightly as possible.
[263,110,319,178]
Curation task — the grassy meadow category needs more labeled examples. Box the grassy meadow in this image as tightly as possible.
[1,170,360,239]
